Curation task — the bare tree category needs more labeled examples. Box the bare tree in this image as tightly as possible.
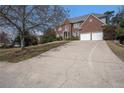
[0,5,68,50]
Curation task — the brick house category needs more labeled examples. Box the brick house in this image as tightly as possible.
[55,13,107,40]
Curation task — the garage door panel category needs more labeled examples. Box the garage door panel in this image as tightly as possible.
[80,33,91,40]
[80,32,103,40]
[92,32,103,40]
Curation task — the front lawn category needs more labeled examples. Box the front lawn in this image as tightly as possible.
[0,41,69,63]
[107,41,124,62]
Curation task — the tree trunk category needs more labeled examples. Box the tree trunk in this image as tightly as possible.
[20,6,26,50]
[20,36,25,50]
[20,31,25,50]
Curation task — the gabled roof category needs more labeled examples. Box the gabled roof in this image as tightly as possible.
[68,13,106,23]
[81,14,106,27]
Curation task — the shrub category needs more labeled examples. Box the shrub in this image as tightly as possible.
[116,28,124,44]
[25,35,38,46]
[120,20,124,28]
[117,36,124,44]
[117,28,124,37]
[0,43,4,48]
[14,32,38,47]
[56,36,63,41]
[42,29,57,43]
[0,43,13,48]
[103,25,116,40]
[65,36,79,41]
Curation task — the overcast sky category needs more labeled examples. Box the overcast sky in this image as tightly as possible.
[63,5,120,18]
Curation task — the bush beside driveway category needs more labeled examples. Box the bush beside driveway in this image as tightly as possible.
[0,41,68,63]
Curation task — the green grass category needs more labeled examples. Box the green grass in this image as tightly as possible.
[107,41,124,62]
[0,41,69,63]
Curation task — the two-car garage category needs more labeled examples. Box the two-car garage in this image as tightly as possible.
[79,14,105,41]
[80,32,103,40]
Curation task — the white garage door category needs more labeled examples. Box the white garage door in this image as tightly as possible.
[80,32,103,40]
[80,33,91,40]
[92,32,103,40]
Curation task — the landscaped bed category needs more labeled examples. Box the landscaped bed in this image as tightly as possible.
[0,41,69,63]
[107,40,124,62]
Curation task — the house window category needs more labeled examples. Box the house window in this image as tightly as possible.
[73,23,80,29]
[65,25,69,31]
[58,27,62,31]
[89,19,93,22]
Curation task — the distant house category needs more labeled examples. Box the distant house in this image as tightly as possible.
[0,31,11,47]
[55,13,107,40]
[0,31,9,44]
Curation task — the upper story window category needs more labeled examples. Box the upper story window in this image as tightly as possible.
[89,19,93,22]
[58,27,62,31]
[64,25,69,31]
[73,23,80,29]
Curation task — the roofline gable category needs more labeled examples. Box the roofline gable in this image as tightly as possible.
[91,14,106,25]
[80,14,106,27]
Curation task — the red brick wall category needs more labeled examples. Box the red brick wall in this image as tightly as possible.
[57,19,71,33]
[80,15,105,33]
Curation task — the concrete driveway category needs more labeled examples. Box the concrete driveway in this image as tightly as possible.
[0,41,124,88]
